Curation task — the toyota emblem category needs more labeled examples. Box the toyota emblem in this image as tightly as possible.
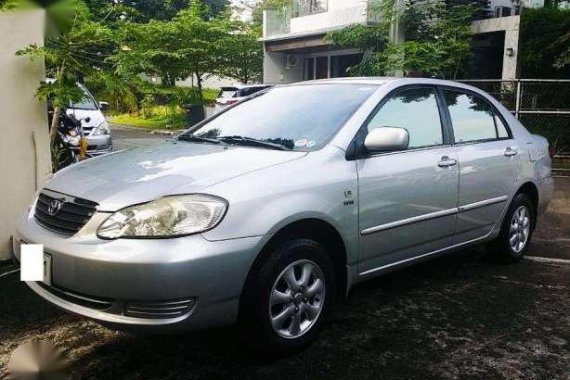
[48,199,64,216]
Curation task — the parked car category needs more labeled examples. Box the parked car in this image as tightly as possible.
[47,79,112,158]
[214,84,273,110]
[16,78,553,353]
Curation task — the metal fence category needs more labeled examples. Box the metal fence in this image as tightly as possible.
[460,79,570,154]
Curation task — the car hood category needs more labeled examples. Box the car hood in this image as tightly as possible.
[46,140,306,211]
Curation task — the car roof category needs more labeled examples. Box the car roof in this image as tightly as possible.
[294,77,486,91]
[288,77,494,97]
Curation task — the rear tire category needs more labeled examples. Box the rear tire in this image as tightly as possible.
[239,238,335,354]
[490,193,535,263]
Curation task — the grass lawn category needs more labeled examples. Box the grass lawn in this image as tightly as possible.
[110,88,219,130]
[111,107,187,130]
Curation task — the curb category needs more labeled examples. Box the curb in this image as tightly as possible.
[109,122,181,136]
[150,130,177,136]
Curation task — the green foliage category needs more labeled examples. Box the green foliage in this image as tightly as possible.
[17,2,114,106]
[326,0,476,79]
[112,106,188,129]
[217,21,263,83]
[116,0,229,22]
[85,71,141,113]
[519,7,570,78]
[112,1,262,96]
[0,0,36,11]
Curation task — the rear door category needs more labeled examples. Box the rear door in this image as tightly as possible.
[440,88,520,243]
[357,86,459,274]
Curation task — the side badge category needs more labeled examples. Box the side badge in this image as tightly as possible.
[343,190,354,206]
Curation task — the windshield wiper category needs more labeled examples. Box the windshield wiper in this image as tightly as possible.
[178,134,227,145]
[218,136,291,151]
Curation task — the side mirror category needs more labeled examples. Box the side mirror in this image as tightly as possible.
[364,127,409,152]
[99,101,109,111]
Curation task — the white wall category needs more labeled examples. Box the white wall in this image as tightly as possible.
[472,16,520,80]
[0,10,50,260]
[263,50,304,84]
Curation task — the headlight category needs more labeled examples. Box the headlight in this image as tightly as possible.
[92,121,110,136]
[97,195,228,239]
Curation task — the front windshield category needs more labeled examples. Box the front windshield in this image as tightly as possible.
[183,84,378,151]
[71,85,98,110]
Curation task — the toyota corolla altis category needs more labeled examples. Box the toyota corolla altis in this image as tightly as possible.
[15,78,553,352]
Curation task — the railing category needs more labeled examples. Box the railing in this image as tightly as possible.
[461,79,570,154]
[292,0,328,18]
[263,0,383,38]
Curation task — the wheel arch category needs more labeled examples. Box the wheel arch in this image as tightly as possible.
[515,181,539,220]
[241,218,349,307]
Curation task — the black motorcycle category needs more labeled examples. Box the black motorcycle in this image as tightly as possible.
[49,109,89,170]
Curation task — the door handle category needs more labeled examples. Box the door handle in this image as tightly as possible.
[504,147,518,157]
[438,156,457,168]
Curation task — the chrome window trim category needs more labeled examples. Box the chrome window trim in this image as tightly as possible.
[360,196,509,236]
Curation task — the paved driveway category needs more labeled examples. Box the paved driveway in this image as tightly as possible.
[1,249,569,380]
[111,124,171,151]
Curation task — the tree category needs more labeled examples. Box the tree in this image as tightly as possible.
[326,0,476,79]
[115,0,229,22]
[218,21,263,83]
[519,7,570,78]
[17,0,113,147]
[112,1,232,100]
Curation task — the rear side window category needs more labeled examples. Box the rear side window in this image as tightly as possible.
[366,87,444,149]
[237,86,269,97]
[443,90,504,143]
[495,114,510,138]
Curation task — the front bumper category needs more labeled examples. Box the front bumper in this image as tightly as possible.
[86,134,112,157]
[15,209,263,332]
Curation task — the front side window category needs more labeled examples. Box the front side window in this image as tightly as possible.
[366,88,444,149]
[444,90,499,143]
[182,84,379,152]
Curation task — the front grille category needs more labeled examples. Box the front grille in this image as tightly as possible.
[125,299,196,319]
[34,191,98,235]
[37,282,113,310]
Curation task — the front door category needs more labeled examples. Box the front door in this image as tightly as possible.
[440,89,520,243]
[357,87,459,275]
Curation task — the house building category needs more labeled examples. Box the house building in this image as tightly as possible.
[260,0,528,83]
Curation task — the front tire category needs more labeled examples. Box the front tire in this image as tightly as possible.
[491,193,535,263]
[239,238,335,354]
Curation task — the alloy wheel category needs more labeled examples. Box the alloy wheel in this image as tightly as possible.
[269,259,325,339]
[509,205,531,253]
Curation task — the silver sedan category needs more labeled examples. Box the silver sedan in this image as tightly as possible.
[15,78,553,353]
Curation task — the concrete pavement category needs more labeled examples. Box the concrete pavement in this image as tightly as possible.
[110,124,171,151]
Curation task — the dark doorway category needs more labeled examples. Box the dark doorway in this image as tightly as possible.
[316,56,329,79]
[331,54,363,78]
[469,31,505,79]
